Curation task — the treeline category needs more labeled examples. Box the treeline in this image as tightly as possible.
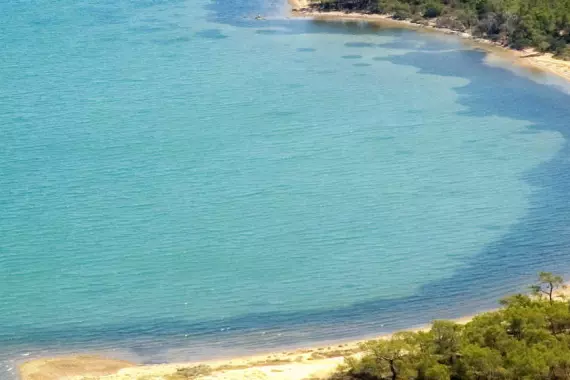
[308,0,570,57]
[327,272,570,380]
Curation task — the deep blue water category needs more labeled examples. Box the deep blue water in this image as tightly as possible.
[2,0,570,377]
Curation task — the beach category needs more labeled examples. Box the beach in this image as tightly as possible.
[18,298,556,379]
[21,348,347,380]
[19,316,480,380]
[288,0,570,83]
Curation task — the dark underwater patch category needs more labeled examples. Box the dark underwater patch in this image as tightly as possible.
[195,28,228,39]
[345,42,376,48]
[152,36,191,45]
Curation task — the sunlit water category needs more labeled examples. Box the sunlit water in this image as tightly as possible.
[2,0,570,377]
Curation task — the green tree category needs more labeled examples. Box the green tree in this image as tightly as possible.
[423,2,444,17]
[430,321,462,364]
[423,363,450,380]
[359,335,416,379]
[460,344,506,379]
[531,272,565,303]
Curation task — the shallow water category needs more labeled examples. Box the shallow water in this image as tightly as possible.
[2,0,570,377]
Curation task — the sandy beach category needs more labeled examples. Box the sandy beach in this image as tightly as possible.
[24,287,566,380]
[18,298,552,379]
[18,341,365,380]
[19,316,477,380]
[288,0,570,83]
[26,286,560,380]
[19,348,347,380]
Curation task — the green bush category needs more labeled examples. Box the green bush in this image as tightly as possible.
[411,14,427,24]
[555,46,570,60]
[454,9,478,29]
[392,2,412,19]
[436,15,466,31]
[423,2,444,18]
[537,40,551,52]
[377,0,396,13]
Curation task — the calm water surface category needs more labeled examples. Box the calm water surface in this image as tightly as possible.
[2,0,570,377]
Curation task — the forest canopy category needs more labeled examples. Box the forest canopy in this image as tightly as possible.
[326,272,570,380]
[307,0,570,57]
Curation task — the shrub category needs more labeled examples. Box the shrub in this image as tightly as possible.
[550,37,567,54]
[392,3,412,19]
[377,0,396,13]
[475,12,502,36]
[423,2,444,18]
[454,9,478,29]
[510,36,532,49]
[555,46,570,60]
[436,15,466,31]
[411,14,427,24]
[537,40,551,52]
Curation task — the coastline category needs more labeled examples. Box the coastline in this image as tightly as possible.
[24,287,569,380]
[288,0,570,83]
[19,315,477,380]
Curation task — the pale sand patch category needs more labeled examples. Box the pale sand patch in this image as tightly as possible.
[288,3,570,83]
[19,356,133,380]
[287,0,309,10]
[513,52,570,82]
[95,356,346,380]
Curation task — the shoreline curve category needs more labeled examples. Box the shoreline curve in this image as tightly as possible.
[288,0,570,83]
[17,2,570,379]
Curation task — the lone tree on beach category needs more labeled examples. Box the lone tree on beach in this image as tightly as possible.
[530,271,566,303]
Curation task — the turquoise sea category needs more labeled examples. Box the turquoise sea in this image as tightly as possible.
[2,0,570,377]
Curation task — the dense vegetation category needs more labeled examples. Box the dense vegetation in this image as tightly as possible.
[308,0,570,57]
[327,272,570,380]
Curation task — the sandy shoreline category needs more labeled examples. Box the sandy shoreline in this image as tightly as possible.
[288,0,570,83]
[19,315,477,380]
